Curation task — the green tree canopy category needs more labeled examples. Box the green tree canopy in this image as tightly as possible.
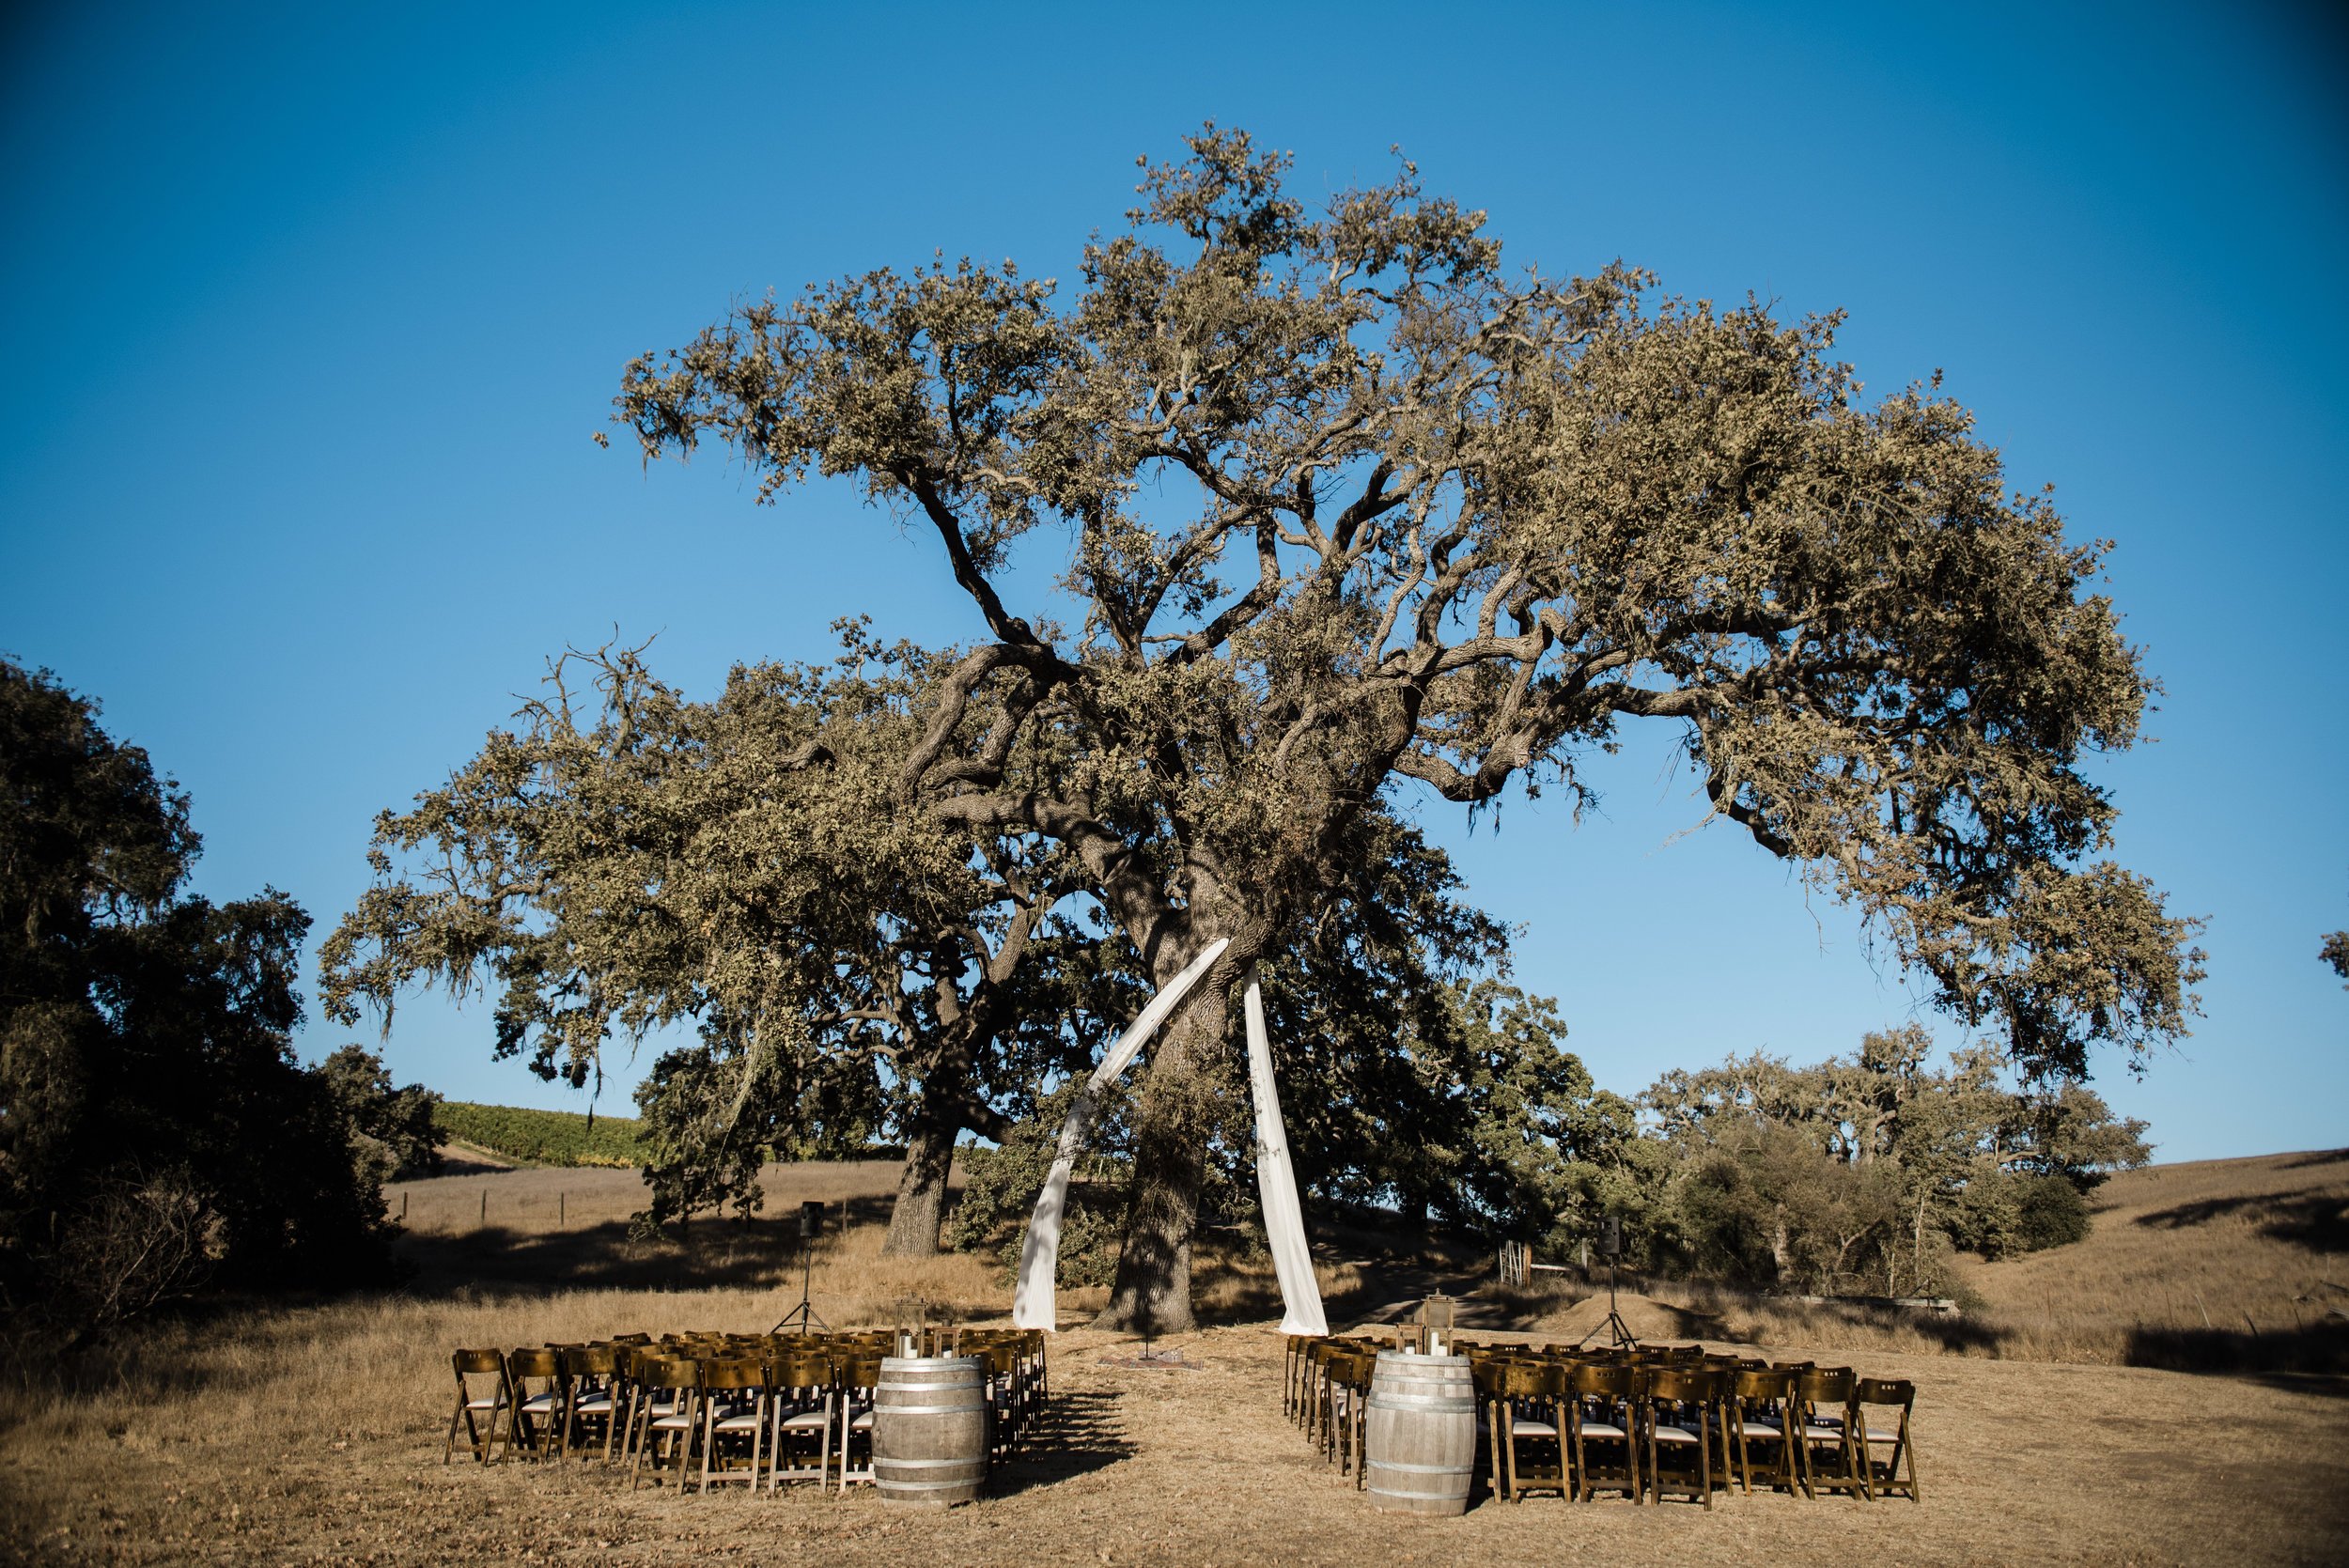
[617,126,2201,1328]
[323,630,1117,1253]
[1,660,394,1342]
[1641,1026,2149,1288]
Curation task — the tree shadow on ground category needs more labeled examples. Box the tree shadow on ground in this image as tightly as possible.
[2123,1323,2349,1388]
[389,1194,897,1296]
[988,1389,1135,1496]
[2132,1190,2349,1255]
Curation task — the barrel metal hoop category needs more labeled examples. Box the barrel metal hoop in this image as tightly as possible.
[875,1456,989,1471]
[876,1477,988,1492]
[876,1402,987,1416]
[1368,1458,1476,1476]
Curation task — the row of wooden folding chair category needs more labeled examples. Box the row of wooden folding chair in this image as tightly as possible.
[447,1327,1052,1496]
[1285,1337,1383,1480]
[1456,1343,1918,1507]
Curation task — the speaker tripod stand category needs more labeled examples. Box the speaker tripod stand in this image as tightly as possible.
[1574,1244,1637,1349]
[770,1203,832,1334]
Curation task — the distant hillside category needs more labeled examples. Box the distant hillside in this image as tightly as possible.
[1959,1147,2349,1371]
[433,1101,642,1168]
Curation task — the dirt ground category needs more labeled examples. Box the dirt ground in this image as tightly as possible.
[4,1158,2345,1566]
[7,1314,2346,1565]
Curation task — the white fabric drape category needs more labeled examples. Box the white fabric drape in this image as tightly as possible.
[1011,938,1229,1330]
[1244,981,1327,1336]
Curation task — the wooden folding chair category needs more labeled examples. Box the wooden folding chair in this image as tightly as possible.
[1566,1362,1641,1502]
[696,1358,770,1494]
[1727,1367,1800,1495]
[1642,1366,1718,1508]
[1853,1377,1920,1501]
[972,1340,1024,1458]
[502,1348,563,1462]
[444,1349,512,1465]
[628,1356,703,1490]
[1495,1360,1568,1501]
[1283,1335,1313,1421]
[1795,1368,1865,1498]
[557,1344,623,1463]
[1325,1349,1373,1484]
[767,1352,836,1492]
[835,1354,883,1495]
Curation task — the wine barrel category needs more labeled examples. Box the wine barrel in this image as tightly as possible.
[873,1355,988,1508]
[1363,1350,1476,1515]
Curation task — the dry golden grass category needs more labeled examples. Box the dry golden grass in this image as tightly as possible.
[2,1154,2344,1565]
[1960,1148,2349,1366]
[1486,1150,2349,1374]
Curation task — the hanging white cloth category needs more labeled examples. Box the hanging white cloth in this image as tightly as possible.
[1011,938,1229,1331]
[1244,981,1327,1336]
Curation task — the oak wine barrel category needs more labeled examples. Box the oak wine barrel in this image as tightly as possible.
[873,1355,988,1508]
[1363,1349,1475,1515]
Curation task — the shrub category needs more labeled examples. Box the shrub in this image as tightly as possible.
[2011,1172,2092,1252]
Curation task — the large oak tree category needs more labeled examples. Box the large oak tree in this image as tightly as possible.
[617,128,2201,1329]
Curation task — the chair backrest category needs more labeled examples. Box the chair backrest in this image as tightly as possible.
[700,1358,764,1393]
[644,1356,702,1392]
[562,1344,619,1379]
[1855,1376,1913,1410]
[452,1348,506,1377]
[772,1353,832,1391]
[1502,1361,1562,1401]
[1731,1368,1794,1401]
[1645,1366,1713,1405]
[1569,1363,1637,1400]
[1798,1368,1858,1405]
[506,1348,560,1381]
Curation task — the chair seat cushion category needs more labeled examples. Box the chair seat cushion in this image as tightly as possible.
[520,1393,559,1412]
[1579,1422,1627,1439]
[572,1394,614,1414]
[849,1412,875,1432]
[714,1414,762,1433]
[1653,1424,1703,1444]
[779,1410,831,1430]
[464,1397,503,1411]
[652,1414,695,1431]
[1510,1421,1559,1438]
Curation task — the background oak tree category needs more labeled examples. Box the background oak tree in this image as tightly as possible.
[615,127,2201,1329]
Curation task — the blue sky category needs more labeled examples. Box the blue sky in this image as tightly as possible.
[5,1,2344,1160]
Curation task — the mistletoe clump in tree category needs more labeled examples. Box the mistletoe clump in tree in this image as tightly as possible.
[617,127,2201,1330]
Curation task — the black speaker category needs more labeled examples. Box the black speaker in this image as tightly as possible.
[799,1201,824,1240]
[1598,1215,1622,1258]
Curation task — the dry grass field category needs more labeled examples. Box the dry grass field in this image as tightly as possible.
[1496,1148,2349,1374]
[2,1152,2344,1566]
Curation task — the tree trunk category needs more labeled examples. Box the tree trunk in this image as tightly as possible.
[882,1113,958,1257]
[881,1033,1012,1258]
[1095,986,1228,1334]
